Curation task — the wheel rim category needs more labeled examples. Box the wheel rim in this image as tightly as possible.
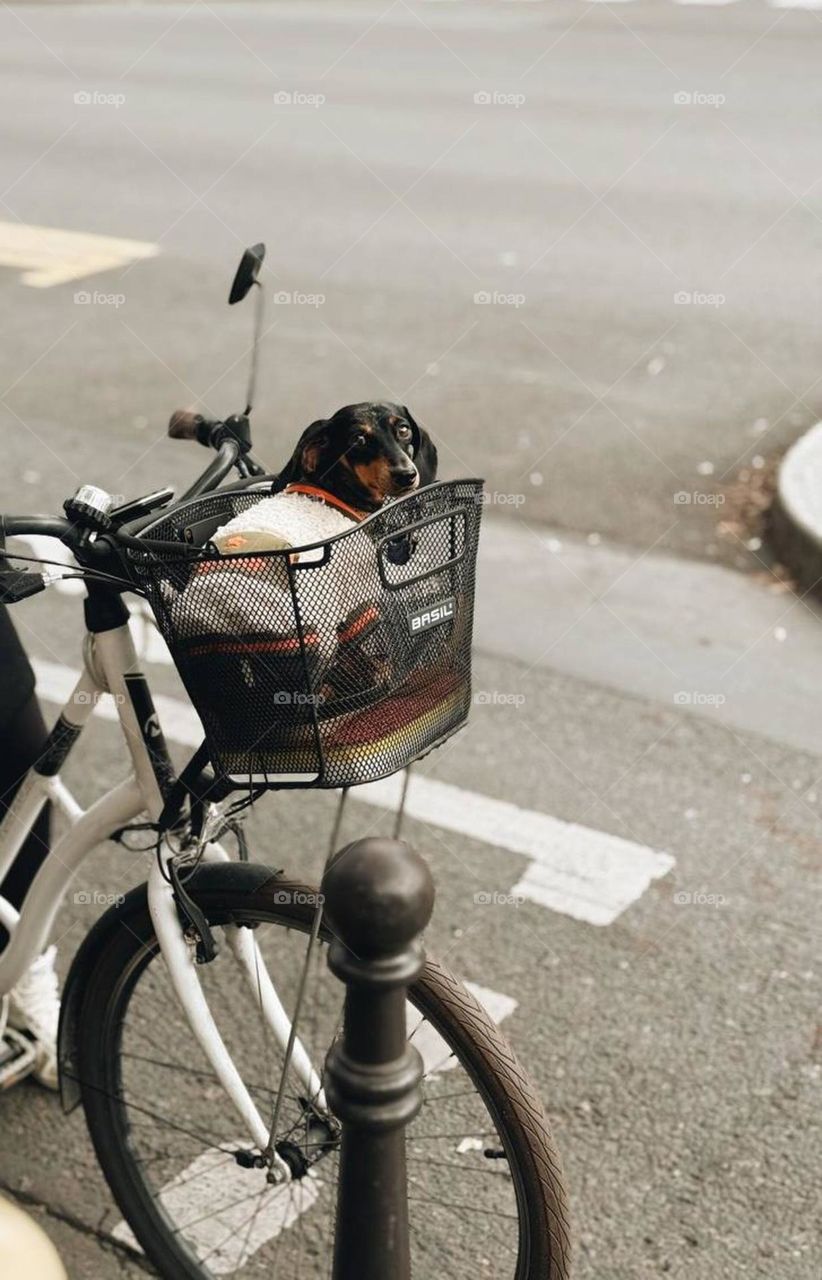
[91,901,533,1279]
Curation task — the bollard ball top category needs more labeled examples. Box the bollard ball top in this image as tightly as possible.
[322,837,435,957]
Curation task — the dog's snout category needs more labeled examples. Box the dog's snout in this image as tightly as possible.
[392,466,418,490]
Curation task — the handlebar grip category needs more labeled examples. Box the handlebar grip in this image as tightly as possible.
[168,408,205,441]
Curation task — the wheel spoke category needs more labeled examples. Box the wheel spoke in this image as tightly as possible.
[77,898,560,1278]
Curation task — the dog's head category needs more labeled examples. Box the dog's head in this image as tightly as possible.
[275,402,438,512]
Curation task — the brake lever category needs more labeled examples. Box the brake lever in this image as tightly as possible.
[0,567,47,603]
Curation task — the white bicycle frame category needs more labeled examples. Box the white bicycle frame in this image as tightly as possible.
[0,618,325,1152]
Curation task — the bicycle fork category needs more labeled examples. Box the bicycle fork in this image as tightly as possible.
[147,841,327,1163]
[84,619,327,1162]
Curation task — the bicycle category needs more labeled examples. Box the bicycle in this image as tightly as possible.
[0,244,571,1279]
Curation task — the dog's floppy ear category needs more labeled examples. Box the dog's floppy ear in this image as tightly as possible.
[403,407,438,486]
[273,419,328,491]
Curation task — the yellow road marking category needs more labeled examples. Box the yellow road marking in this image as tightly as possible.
[0,220,158,288]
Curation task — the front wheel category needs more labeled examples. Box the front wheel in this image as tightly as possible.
[73,863,570,1279]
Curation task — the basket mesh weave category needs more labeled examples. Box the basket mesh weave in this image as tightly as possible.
[127,479,483,790]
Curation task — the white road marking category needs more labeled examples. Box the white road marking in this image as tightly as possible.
[0,220,158,288]
[359,772,675,926]
[112,1145,321,1271]
[407,981,518,1076]
[32,659,674,924]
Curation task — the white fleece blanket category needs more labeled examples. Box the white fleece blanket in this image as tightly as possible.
[211,491,355,555]
[168,491,361,644]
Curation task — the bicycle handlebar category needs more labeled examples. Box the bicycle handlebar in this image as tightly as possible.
[1,405,270,594]
[0,386,276,609]
[1,515,74,541]
[0,513,204,562]
[168,407,266,482]
[178,438,240,501]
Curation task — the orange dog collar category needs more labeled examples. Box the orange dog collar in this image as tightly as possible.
[283,482,368,523]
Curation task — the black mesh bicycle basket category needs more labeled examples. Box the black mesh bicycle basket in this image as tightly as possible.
[127,479,484,790]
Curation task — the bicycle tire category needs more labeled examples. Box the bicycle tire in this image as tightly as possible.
[73,863,571,1279]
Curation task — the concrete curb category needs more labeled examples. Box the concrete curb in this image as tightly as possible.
[771,420,822,594]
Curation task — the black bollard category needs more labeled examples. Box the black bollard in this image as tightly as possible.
[322,835,435,1280]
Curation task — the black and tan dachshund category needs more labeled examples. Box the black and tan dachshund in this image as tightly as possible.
[274,402,438,514]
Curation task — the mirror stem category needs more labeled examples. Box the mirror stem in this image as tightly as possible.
[244,279,265,416]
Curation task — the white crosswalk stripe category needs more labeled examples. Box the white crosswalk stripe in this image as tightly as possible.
[112,1152,323,1270]
[32,658,675,926]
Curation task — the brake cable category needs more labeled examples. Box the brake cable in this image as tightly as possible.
[264,786,349,1167]
[0,549,141,594]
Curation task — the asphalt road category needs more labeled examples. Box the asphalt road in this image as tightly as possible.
[1,0,822,560]
[0,3,820,1278]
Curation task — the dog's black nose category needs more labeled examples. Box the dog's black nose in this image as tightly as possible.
[393,468,418,489]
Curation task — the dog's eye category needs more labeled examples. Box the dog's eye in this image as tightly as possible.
[396,423,412,442]
[351,432,367,448]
